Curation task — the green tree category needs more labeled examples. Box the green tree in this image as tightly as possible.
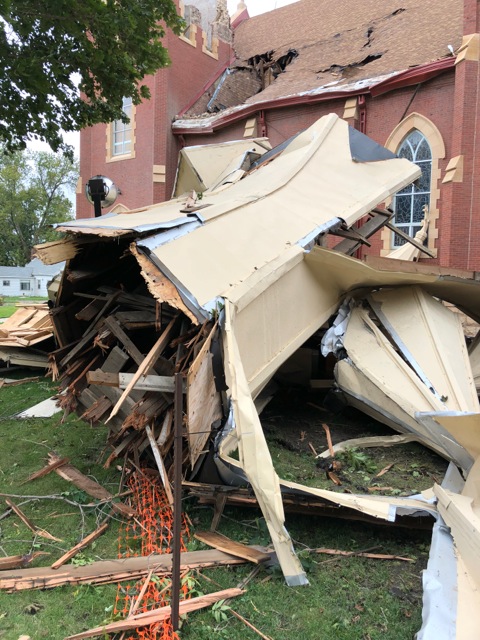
[0,150,78,265]
[0,0,184,155]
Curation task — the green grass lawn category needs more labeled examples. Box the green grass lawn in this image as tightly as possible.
[0,377,431,640]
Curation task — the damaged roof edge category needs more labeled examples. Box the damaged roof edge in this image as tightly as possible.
[172,58,455,135]
[132,244,208,325]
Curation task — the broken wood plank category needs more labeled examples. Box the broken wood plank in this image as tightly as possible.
[51,522,109,570]
[145,425,174,508]
[87,370,176,393]
[5,499,62,542]
[108,315,178,420]
[47,452,135,518]
[0,552,48,571]
[312,547,415,562]
[0,548,249,591]
[64,588,244,639]
[322,423,335,458]
[194,531,270,564]
[20,457,69,485]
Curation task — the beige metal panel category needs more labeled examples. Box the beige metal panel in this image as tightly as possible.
[280,478,437,520]
[173,139,271,197]
[230,248,341,397]
[369,287,479,412]
[305,249,480,323]
[222,300,308,586]
[432,414,480,462]
[470,337,480,391]
[435,484,480,590]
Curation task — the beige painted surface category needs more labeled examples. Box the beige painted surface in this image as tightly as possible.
[222,300,308,585]
[369,287,479,412]
[173,138,271,196]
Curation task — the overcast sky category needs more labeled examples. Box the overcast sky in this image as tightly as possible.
[227,0,298,16]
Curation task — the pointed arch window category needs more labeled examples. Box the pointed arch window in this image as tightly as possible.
[392,130,431,246]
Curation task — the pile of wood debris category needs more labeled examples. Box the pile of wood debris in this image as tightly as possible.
[0,303,54,368]
[47,249,222,491]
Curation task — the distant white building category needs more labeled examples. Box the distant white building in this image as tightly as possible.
[0,258,64,298]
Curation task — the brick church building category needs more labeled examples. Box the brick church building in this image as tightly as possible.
[77,0,480,271]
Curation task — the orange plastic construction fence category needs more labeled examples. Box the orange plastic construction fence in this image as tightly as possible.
[114,470,190,640]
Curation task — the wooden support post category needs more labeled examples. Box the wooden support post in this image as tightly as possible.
[171,373,183,631]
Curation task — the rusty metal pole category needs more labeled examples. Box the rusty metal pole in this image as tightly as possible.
[171,372,183,631]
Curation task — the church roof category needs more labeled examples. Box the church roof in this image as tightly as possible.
[177,0,462,123]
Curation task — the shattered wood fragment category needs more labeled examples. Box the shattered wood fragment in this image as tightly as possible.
[308,442,318,457]
[313,547,415,562]
[0,552,48,571]
[322,423,335,458]
[2,376,40,386]
[108,315,179,420]
[326,470,342,486]
[194,531,270,564]
[0,548,248,591]
[64,588,244,639]
[87,370,176,393]
[81,396,112,422]
[21,457,69,485]
[376,463,394,478]
[368,486,394,492]
[51,522,109,569]
[210,492,227,532]
[47,453,135,518]
[145,424,174,507]
[5,499,62,542]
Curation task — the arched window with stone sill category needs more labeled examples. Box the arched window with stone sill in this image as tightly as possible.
[392,130,432,246]
[380,113,445,258]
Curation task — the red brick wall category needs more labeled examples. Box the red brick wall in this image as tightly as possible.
[77,1,233,218]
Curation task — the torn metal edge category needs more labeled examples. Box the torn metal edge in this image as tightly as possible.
[417,463,463,640]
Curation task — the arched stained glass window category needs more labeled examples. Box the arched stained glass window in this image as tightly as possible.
[392,130,431,246]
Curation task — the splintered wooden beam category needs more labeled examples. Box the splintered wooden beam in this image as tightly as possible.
[107,315,178,421]
[145,425,174,508]
[5,499,62,542]
[194,531,270,564]
[0,551,48,571]
[64,588,244,639]
[0,548,248,591]
[47,452,135,518]
[87,370,177,394]
[51,522,109,570]
[20,457,69,485]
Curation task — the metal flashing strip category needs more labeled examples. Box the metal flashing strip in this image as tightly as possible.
[137,221,202,251]
[417,463,464,640]
[54,215,199,234]
[297,219,342,250]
